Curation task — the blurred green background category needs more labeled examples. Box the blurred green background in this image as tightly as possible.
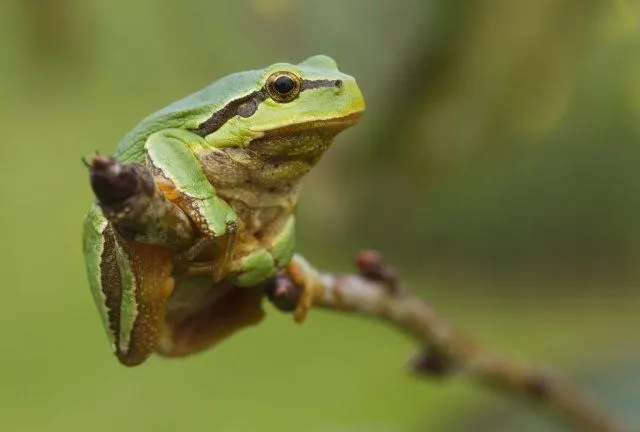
[1,0,639,431]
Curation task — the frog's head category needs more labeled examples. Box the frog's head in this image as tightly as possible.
[250,54,365,135]
[198,55,364,168]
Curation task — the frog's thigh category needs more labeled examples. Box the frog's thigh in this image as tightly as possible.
[232,217,296,287]
[122,242,175,366]
[83,207,174,366]
[156,282,265,358]
[144,128,236,238]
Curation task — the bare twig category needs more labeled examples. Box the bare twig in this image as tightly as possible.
[265,252,631,432]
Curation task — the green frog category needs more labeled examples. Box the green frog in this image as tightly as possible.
[82,55,364,366]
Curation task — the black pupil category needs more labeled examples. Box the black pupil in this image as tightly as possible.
[273,76,295,95]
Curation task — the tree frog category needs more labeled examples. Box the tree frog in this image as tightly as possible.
[82,55,365,366]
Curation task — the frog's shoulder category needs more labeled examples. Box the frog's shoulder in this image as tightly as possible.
[113,69,264,162]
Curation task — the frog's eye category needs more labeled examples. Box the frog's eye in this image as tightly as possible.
[266,72,301,103]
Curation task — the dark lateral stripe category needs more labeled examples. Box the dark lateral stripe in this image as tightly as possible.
[300,79,341,91]
[100,225,123,348]
[191,78,340,137]
[191,90,268,137]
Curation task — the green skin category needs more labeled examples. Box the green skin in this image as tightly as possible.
[83,55,365,366]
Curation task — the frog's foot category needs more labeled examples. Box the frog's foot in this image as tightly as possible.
[265,257,315,324]
[156,285,264,358]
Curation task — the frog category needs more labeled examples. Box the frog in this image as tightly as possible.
[82,55,365,366]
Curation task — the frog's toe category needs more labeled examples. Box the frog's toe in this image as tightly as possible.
[264,259,314,324]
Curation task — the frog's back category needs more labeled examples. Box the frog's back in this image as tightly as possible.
[114,69,263,162]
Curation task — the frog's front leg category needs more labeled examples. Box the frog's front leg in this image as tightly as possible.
[144,129,238,280]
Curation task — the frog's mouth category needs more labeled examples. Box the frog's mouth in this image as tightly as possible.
[260,112,363,137]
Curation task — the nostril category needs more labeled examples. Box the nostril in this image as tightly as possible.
[334,79,343,88]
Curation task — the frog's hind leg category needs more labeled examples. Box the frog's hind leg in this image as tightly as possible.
[120,242,175,365]
[156,283,265,358]
[83,206,175,366]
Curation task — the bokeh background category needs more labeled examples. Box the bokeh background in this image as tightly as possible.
[1,1,639,431]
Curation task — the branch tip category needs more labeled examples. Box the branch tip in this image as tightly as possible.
[354,250,399,294]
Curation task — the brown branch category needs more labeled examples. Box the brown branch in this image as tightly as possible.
[265,251,632,432]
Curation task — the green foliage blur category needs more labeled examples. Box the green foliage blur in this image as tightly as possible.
[0,1,638,431]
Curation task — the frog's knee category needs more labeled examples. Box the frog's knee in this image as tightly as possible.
[269,216,296,268]
[232,249,277,287]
